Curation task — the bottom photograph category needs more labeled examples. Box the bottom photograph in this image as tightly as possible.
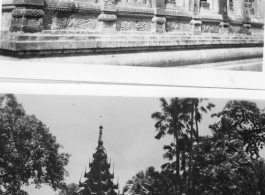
[1,94,265,195]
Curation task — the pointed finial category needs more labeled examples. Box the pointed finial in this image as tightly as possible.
[98,122,103,146]
[85,166,86,174]
[79,172,82,183]
[113,163,114,174]
[100,116,102,126]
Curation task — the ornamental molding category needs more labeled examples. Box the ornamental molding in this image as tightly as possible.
[98,14,117,22]
[151,16,166,24]
[44,0,100,12]
[13,0,44,6]
[12,9,44,18]
[156,9,193,18]
[116,5,153,14]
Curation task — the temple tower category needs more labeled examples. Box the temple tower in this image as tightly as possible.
[78,125,119,195]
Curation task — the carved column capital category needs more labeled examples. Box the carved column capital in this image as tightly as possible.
[190,18,202,35]
[9,0,44,33]
[98,0,117,34]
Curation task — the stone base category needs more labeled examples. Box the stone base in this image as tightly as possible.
[2,30,262,56]
[10,25,43,33]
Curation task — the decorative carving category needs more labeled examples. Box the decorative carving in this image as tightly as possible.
[155,0,165,8]
[166,20,190,32]
[202,23,219,33]
[165,0,175,8]
[152,16,166,24]
[13,0,44,6]
[136,20,151,31]
[104,22,115,28]
[9,0,44,32]
[194,0,200,12]
[27,18,40,25]
[223,0,227,14]
[117,5,153,15]
[12,9,44,18]
[245,0,255,15]
[229,0,234,10]
[200,0,210,9]
[98,14,117,22]
[43,11,98,30]
[228,25,243,34]
[116,17,151,31]
[45,0,100,12]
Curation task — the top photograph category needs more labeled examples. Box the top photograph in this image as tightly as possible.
[0,0,264,71]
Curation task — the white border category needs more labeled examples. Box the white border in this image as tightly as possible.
[0,82,265,101]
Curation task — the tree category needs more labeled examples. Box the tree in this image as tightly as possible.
[124,166,174,195]
[151,98,214,194]
[211,100,265,159]
[191,100,265,194]
[0,94,70,195]
[151,98,189,194]
[57,183,80,195]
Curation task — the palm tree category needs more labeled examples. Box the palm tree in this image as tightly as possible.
[180,98,215,194]
[151,98,189,194]
[124,166,175,195]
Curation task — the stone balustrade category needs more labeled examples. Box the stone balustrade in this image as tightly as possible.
[1,0,264,35]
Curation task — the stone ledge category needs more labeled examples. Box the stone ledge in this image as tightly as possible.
[0,47,262,68]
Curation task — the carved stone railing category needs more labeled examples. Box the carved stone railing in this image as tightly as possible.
[1,0,264,35]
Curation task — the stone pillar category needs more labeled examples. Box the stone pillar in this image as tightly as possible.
[242,0,252,35]
[152,0,166,33]
[190,0,202,35]
[9,0,44,33]
[220,0,230,34]
[98,0,117,34]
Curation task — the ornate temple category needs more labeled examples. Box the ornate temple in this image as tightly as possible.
[78,125,119,195]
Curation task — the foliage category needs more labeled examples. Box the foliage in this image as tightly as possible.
[0,94,70,195]
[124,166,175,195]
[150,98,265,195]
[211,101,265,159]
[151,98,214,194]
[56,183,80,195]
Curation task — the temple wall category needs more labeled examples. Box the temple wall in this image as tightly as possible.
[2,0,264,34]
[1,0,264,34]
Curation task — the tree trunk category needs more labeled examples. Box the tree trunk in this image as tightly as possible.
[176,134,180,195]
[187,102,194,195]
[195,114,199,143]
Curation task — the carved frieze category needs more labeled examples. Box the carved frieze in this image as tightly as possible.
[43,10,98,30]
[201,23,219,33]
[12,9,44,18]
[166,19,190,32]
[45,0,100,12]
[116,17,151,31]
[13,0,44,6]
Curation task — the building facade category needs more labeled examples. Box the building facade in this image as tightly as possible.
[0,0,264,69]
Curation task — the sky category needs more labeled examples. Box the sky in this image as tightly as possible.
[6,94,264,195]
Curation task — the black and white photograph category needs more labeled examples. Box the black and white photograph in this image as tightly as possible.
[0,0,264,71]
[1,91,265,195]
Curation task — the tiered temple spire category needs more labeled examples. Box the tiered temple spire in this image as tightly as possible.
[78,125,119,195]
